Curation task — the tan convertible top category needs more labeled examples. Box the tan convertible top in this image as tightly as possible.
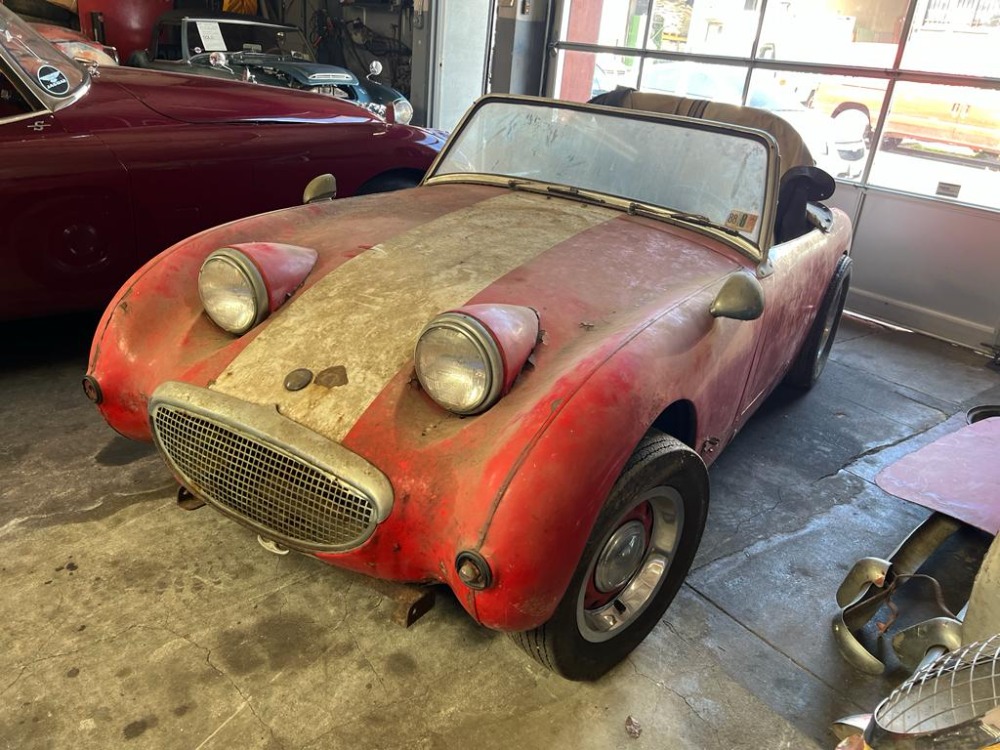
[592,89,814,180]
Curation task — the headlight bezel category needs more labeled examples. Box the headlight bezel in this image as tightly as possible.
[198,248,269,335]
[392,97,414,125]
[414,312,505,416]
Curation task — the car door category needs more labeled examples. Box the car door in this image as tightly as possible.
[0,61,133,319]
[735,230,835,423]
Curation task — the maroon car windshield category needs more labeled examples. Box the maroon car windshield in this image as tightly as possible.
[0,5,86,99]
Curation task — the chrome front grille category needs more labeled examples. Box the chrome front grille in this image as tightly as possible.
[152,404,377,551]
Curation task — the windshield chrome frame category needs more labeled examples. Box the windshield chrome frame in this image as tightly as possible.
[424,94,780,265]
[0,15,90,115]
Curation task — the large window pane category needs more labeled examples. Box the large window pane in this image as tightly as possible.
[757,0,906,67]
[747,70,868,180]
[868,82,1000,210]
[644,0,761,57]
[562,0,649,48]
[638,59,747,102]
[902,0,1000,77]
[555,50,640,102]
[808,75,890,180]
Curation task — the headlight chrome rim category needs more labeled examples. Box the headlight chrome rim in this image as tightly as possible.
[198,248,269,335]
[392,97,414,125]
[415,312,504,415]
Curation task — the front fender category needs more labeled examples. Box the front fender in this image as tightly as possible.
[470,285,757,631]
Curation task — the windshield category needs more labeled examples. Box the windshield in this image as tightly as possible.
[0,5,85,99]
[185,20,313,60]
[52,40,117,67]
[432,99,770,244]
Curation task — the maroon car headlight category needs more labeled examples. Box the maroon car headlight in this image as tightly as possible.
[198,243,319,335]
[198,249,269,335]
[415,304,540,415]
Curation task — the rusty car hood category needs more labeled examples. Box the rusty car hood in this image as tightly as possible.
[95,66,380,125]
[91,183,745,444]
[205,187,743,442]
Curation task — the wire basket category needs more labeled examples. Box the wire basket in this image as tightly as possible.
[868,634,1000,748]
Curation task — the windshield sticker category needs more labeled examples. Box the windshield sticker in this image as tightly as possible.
[195,21,227,51]
[725,210,758,234]
[37,65,70,96]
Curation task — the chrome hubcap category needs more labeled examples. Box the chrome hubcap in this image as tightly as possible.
[594,520,647,593]
[577,487,684,643]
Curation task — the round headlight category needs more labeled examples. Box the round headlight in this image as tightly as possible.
[198,248,268,334]
[392,97,414,125]
[415,313,504,415]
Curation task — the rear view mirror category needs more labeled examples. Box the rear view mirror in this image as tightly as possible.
[302,174,337,204]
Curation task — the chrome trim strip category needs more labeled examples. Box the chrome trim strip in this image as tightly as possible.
[149,381,394,524]
[308,73,353,82]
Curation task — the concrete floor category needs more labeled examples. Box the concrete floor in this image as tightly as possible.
[1,313,997,750]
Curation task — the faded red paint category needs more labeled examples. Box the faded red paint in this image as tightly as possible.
[227,243,318,313]
[88,182,850,632]
[451,304,540,395]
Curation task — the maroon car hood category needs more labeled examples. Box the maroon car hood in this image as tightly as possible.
[95,67,379,125]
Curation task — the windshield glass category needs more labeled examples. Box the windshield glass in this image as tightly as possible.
[432,99,770,244]
[185,20,313,60]
[52,40,117,67]
[0,5,85,99]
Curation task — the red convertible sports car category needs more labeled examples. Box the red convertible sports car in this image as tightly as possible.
[86,92,852,680]
[0,6,443,319]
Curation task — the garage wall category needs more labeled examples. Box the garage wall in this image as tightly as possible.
[829,184,1000,353]
[431,0,491,131]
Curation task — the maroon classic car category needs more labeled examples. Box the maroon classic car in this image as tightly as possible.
[0,6,443,319]
[86,93,851,680]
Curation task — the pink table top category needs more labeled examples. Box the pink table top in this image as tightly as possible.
[876,417,1000,535]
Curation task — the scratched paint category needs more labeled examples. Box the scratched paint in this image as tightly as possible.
[211,192,618,442]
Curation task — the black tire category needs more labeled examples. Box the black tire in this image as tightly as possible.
[355,172,422,195]
[510,430,708,681]
[784,254,852,389]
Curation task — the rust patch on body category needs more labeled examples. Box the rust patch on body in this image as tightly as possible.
[315,365,349,388]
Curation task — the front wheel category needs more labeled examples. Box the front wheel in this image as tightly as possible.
[510,431,708,680]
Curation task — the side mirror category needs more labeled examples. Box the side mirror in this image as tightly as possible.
[710,272,765,321]
[368,60,383,78]
[302,174,337,204]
